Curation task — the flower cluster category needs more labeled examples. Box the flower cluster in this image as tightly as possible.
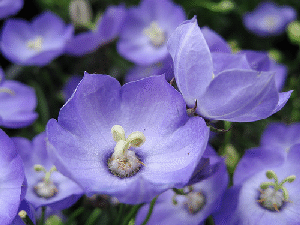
[0,0,298,224]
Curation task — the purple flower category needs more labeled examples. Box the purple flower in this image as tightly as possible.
[1,11,74,66]
[66,5,126,56]
[117,0,186,65]
[167,17,292,122]
[0,129,25,225]
[12,132,83,210]
[213,144,300,225]
[46,73,209,204]
[0,67,37,128]
[0,0,23,19]
[243,2,297,37]
[135,145,228,225]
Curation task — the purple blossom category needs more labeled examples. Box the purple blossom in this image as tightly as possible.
[135,145,228,225]
[46,73,209,204]
[0,129,25,225]
[65,5,126,56]
[167,17,292,122]
[0,11,74,66]
[117,0,186,65]
[243,2,297,37]
[213,144,300,225]
[0,0,23,19]
[0,67,37,128]
[12,132,83,210]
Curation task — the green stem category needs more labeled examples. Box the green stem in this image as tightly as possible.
[39,206,46,225]
[141,196,158,225]
[121,204,144,225]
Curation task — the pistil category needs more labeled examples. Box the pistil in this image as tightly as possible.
[258,170,296,212]
[108,125,146,178]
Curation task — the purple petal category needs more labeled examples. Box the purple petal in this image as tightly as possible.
[201,26,231,53]
[198,70,279,122]
[272,90,293,114]
[0,80,38,128]
[66,5,126,56]
[212,53,251,75]
[233,147,285,185]
[167,17,213,107]
[261,123,300,152]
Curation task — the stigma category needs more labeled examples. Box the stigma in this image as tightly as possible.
[143,21,166,47]
[33,165,58,199]
[108,125,146,178]
[258,170,296,212]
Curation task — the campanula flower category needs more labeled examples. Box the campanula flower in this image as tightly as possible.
[135,145,228,225]
[47,73,209,204]
[0,129,25,225]
[243,2,297,37]
[213,143,300,225]
[66,5,126,56]
[117,0,186,65]
[167,17,292,122]
[0,67,37,128]
[0,0,23,19]
[1,11,74,66]
[12,132,83,210]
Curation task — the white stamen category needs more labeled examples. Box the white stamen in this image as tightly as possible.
[184,192,206,214]
[143,21,166,47]
[108,125,146,178]
[27,36,43,52]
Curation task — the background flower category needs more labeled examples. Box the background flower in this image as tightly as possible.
[117,0,186,65]
[243,2,297,37]
[0,11,74,66]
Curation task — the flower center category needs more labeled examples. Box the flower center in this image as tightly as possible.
[26,36,43,52]
[258,170,296,212]
[107,125,146,178]
[172,187,206,215]
[261,16,279,32]
[33,165,58,199]
[143,21,166,48]
[184,192,206,214]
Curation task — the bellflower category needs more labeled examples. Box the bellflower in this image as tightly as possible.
[65,5,126,56]
[12,132,83,210]
[0,0,23,19]
[0,129,25,225]
[1,11,74,66]
[117,0,186,65]
[243,2,297,37]
[135,145,228,225]
[46,73,209,204]
[0,67,37,128]
[167,17,292,122]
[213,144,300,225]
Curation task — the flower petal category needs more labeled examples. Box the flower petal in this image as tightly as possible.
[167,16,213,106]
[198,69,279,122]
